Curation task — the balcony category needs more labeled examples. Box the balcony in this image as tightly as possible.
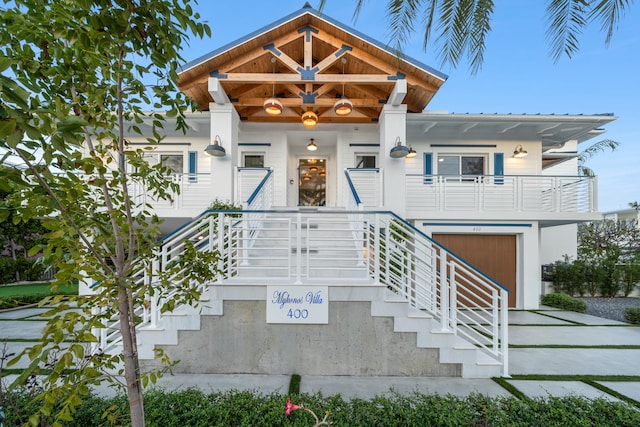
[346,170,600,224]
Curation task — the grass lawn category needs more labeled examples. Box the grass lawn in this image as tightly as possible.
[0,282,78,298]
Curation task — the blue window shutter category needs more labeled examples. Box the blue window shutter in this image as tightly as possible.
[494,152,504,185]
[423,152,433,184]
[188,151,197,182]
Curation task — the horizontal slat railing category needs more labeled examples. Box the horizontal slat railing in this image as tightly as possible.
[344,176,509,375]
[405,174,597,215]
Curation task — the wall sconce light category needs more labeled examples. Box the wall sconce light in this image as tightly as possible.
[513,145,528,158]
[389,136,409,158]
[205,135,226,157]
[302,110,318,128]
[406,146,417,158]
[307,138,318,151]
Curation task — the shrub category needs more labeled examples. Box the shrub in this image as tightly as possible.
[620,261,640,297]
[541,292,587,312]
[0,257,46,284]
[624,307,640,324]
[2,389,640,427]
[549,256,585,296]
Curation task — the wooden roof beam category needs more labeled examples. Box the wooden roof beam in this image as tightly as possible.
[232,97,385,109]
[221,73,398,84]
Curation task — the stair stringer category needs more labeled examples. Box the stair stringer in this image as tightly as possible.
[135,285,224,360]
[132,283,501,378]
[370,289,502,378]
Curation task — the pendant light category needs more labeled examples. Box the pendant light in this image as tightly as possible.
[302,110,318,128]
[333,58,352,116]
[307,138,318,151]
[264,57,283,115]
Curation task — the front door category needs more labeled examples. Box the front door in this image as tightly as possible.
[298,159,326,206]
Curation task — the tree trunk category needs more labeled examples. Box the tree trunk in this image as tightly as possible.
[9,238,20,282]
[118,286,145,426]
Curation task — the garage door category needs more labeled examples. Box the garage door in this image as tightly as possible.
[432,234,517,308]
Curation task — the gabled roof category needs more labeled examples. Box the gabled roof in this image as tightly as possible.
[178,3,447,124]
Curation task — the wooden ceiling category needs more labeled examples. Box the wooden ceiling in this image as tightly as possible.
[178,6,446,124]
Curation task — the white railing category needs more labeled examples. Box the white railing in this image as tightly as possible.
[405,174,596,215]
[127,173,213,214]
[237,167,272,205]
[344,177,509,375]
[94,211,220,351]
[344,168,383,207]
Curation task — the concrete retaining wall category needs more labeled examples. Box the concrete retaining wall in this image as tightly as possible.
[143,300,461,377]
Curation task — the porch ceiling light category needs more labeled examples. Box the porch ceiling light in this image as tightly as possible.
[333,58,352,116]
[513,145,528,158]
[302,110,318,128]
[333,97,353,116]
[389,136,409,158]
[406,145,417,158]
[205,135,226,157]
[264,57,283,115]
[263,97,283,115]
[307,138,318,151]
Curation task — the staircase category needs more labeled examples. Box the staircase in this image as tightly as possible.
[96,171,510,378]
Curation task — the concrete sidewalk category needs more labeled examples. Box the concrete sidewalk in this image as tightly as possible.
[2,306,640,402]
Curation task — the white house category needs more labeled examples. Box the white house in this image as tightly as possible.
[101,4,616,378]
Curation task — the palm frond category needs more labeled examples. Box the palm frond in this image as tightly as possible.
[468,0,494,74]
[545,0,589,62]
[588,0,633,45]
[434,0,494,73]
[436,0,473,68]
[421,0,439,50]
[578,138,619,176]
[386,0,423,52]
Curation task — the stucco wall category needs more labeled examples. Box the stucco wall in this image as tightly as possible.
[143,300,461,377]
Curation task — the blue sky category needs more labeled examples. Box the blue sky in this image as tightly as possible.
[185,0,638,212]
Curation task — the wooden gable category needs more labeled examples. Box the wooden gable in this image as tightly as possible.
[178,4,447,124]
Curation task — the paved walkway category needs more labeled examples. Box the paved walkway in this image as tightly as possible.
[1,306,640,403]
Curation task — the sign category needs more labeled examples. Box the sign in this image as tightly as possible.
[266,286,328,324]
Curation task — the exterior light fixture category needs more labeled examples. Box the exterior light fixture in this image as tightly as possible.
[406,146,417,158]
[309,166,318,172]
[319,169,326,177]
[302,110,318,128]
[264,57,283,116]
[307,138,318,151]
[264,97,283,116]
[389,136,409,158]
[205,135,226,157]
[333,58,352,116]
[302,174,312,181]
[513,145,528,158]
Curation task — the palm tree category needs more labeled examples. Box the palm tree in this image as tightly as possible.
[319,0,633,73]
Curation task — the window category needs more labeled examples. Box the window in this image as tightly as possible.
[139,153,184,175]
[243,154,265,167]
[438,155,485,176]
[355,154,376,168]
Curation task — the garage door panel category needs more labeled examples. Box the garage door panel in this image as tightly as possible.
[433,234,516,308]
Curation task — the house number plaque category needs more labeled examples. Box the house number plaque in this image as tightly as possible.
[266,286,328,324]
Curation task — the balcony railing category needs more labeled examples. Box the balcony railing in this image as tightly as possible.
[127,173,213,215]
[405,174,597,214]
[343,169,597,215]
